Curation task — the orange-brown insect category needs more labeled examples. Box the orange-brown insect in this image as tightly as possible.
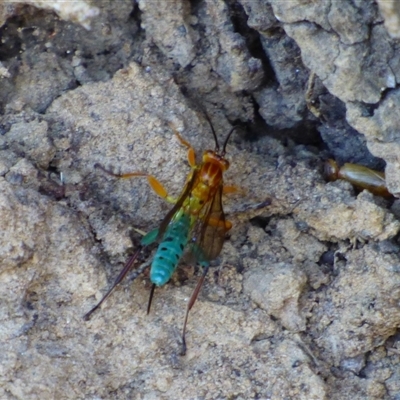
[84,115,237,354]
[324,159,391,197]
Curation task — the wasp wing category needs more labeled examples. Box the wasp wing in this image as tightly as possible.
[155,168,199,242]
[191,183,227,264]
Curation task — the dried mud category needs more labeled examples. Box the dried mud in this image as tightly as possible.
[1,1,400,399]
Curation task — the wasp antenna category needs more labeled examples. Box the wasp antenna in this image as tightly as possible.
[221,125,239,155]
[203,112,220,151]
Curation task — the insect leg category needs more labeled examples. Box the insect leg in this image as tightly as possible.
[83,247,145,320]
[222,185,247,195]
[181,265,210,356]
[95,163,176,203]
[173,132,196,167]
[167,122,197,167]
[206,216,232,231]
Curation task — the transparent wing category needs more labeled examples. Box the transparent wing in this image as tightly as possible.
[155,169,199,242]
[191,183,227,264]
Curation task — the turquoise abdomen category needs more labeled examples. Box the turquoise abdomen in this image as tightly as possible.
[150,213,191,286]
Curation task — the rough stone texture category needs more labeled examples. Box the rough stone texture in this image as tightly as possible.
[138,0,196,68]
[0,3,17,28]
[313,244,400,366]
[243,261,307,332]
[377,0,400,39]
[6,119,55,169]
[0,0,99,30]
[203,0,264,92]
[255,27,309,130]
[269,1,392,103]
[1,1,400,399]
[347,91,400,196]
[266,0,400,197]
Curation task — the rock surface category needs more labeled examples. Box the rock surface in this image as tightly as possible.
[1,1,400,399]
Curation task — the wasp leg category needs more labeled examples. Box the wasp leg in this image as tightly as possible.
[95,164,176,203]
[206,216,232,231]
[84,247,144,320]
[222,185,247,196]
[171,131,196,168]
[181,265,210,356]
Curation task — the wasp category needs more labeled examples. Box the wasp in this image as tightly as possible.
[324,159,391,198]
[84,115,237,354]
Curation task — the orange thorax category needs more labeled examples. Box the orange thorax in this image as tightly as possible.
[185,150,229,215]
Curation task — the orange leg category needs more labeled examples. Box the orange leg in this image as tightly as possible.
[223,185,246,195]
[95,129,196,203]
[94,164,176,203]
[207,216,232,231]
[170,128,196,168]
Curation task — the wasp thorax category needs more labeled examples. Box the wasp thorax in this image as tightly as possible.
[203,150,230,171]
